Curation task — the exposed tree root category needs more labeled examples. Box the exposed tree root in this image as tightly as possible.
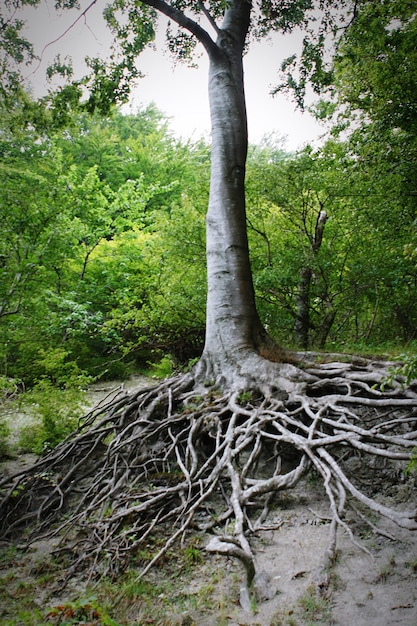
[1,355,416,609]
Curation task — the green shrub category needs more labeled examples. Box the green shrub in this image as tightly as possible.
[45,596,118,625]
[396,354,417,385]
[0,419,10,459]
[406,448,417,475]
[17,381,85,454]
[0,376,21,402]
[147,355,174,379]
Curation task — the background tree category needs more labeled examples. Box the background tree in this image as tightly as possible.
[247,140,358,349]
[247,137,417,351]
[0,105,208,384]
[324,0,417,344]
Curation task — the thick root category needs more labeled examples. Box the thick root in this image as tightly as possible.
[0,355,416,608]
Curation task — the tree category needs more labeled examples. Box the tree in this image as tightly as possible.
[0,129,69,321]
[323,0,417,344]
[331,0,417,135]
[0,103,209,385]
[277,0,417,350]
[247,143,340,350]
[247,137,417,351]
[1,0,417,612]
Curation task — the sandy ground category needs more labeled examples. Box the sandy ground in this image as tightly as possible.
[228,482,417,626]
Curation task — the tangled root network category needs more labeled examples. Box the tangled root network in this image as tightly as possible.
[1,354,416,608]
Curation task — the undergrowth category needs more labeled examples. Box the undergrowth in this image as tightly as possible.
[270,584,332,626]
[16,381,86,454]
[0,419,10,459]
[0,537,241,625]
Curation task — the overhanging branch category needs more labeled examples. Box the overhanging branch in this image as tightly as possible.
[140,0,217,56]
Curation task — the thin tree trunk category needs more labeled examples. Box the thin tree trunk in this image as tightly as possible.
[295,266,312,350]
[295,209,328,349]
[317,304,336,348]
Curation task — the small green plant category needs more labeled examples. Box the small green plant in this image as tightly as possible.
[406,447,417,474]
[405,559,417,573]
[237,390,253,405]
[375,554,396,583]
[0,545,18,566]
[186,356,200,372]
[0,418,10,459]
[0,375,21,402]
[119,577,160,601]
[45,596,117,625]
[148,355,174,379]
[183,545,203,566]
[375,566,390,583]
[395,353,417,385]
[17,380,85,454]
[297,585,331,624]
[269,610,298,626]
[382,353,417,390]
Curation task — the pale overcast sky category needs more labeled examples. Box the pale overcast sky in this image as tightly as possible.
[21,0,327,150]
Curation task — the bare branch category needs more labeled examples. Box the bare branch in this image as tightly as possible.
[25,0,100,78]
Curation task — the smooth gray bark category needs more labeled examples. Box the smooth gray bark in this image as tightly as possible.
[204,37,260,354]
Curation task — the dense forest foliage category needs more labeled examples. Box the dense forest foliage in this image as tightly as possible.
[0,0,416,392]
[1,100,416,391]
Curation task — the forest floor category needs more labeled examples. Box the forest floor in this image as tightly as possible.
[0,375,416,626]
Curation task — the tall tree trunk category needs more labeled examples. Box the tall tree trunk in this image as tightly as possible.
[143,1,282,387]
[198,7,270,380]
